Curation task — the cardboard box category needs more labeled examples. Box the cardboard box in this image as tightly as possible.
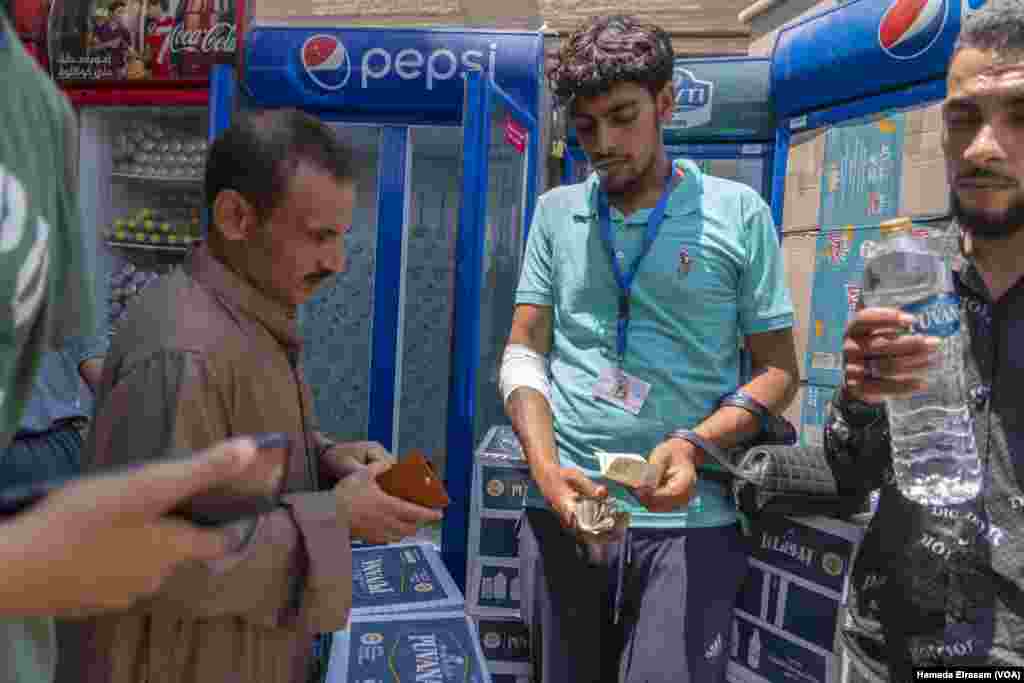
[782,129,827,234]
[728,515,864,683]
[326,611,492,683]
[804,225,880,387]
[350,542,464,616]
[467,427,529,597]
[782,230,818,381]
[800,384,837,448]
[486,661,531,683]
[467,558,522,618]
[900,102,949,218]
[819,114,906,231]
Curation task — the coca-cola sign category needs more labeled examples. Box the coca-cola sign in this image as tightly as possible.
[48,0,237,83]
[165,21,235,56]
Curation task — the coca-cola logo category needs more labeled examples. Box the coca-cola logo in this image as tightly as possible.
[167,21,236,55]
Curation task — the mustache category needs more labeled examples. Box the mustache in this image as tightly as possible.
[957,168,1018,185]
[591,158,626,170]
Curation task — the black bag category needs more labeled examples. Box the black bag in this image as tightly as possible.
[698,414,865,520]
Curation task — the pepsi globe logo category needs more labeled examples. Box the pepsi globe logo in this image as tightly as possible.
[878,0,949,60]
[301,34,351,91]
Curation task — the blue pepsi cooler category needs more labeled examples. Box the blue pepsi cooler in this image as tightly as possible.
[211,24,546,592]
[767,0,988,452]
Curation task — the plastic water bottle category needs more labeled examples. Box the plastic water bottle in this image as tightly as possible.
[861,219,980,505]
[748,630,761,670]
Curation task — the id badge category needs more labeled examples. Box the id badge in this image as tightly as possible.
[594,367,651,415]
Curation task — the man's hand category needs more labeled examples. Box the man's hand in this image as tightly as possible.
[842,308,940,404]
[335,462,442,544]
[634,439,699,513]
[0,438,263,616]
[321,440,396,481]
[533,463,607,530]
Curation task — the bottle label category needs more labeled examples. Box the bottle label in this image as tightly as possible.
[903,293,961,338]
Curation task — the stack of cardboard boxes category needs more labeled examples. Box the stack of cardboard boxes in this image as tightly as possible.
[465,426,533,683]
[778,102,954,449]
[326,542,495,681]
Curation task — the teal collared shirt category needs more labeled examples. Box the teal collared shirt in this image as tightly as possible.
[515,159,794,528]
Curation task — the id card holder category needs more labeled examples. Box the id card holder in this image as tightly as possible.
[594,367,651,415]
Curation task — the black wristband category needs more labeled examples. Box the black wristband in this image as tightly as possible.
[665,429,729,470]
[717,389,769,430]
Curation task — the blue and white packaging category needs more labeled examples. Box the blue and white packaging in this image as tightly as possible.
[467,426,529,615]
[800,384,837,448]
[327,611,492,683]
[467,558,522,618]
[727,516,864,683]
[473,616,531,673]
[351,542,464,616]
[805,225,881,387]
[486,661,531,683]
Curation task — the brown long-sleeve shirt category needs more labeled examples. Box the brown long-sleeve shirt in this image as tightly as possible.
[67,244,352,683]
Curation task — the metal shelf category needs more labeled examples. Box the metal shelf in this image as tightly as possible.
[110,172,202,185]
[107,239,196,254]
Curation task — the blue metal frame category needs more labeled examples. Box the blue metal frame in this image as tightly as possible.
[770,126,791,237]
[770,77,947,237]
[442,70,539,590]
[203,64,236,239]
[367,127,409,450]
[443,71,487,591]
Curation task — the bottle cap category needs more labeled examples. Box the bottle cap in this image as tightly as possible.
[880,217,912,234]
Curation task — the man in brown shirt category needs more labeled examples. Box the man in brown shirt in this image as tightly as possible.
[69,109,442,683]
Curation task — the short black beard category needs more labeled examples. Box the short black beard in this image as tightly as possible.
[952,191,1024,241]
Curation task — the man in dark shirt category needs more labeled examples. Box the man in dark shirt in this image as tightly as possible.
[829,1,1024,679]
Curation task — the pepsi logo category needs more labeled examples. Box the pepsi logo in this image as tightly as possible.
[301,34,351,91]
[878,0,949,60]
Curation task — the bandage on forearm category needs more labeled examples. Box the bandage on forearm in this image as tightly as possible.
[499,344,551,405]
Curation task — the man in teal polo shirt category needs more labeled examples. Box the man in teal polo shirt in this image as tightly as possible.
[500,15,799,683]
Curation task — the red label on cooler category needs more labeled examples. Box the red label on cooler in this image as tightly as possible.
[503,114,527,153]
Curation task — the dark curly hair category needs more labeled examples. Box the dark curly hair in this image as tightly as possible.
[548,15,675,108]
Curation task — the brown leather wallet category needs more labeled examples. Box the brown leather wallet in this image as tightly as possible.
[377,449,450,509]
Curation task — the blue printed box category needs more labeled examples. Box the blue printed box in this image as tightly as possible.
[478,464,532,513]
[475,425,526,463]
[805,226,880,387]
[728,614,832,683]
[800,384,837,448]
[326,611,492,683]
[474,617,530,665]
[468,427,529,591]
[467,558,521,618]
[486,661,531,683]
[729,516,864,683]
[351,542,464,616]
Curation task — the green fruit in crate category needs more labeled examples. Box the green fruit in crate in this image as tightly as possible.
[134,232,146,243]
[160,222,171,233]
[167,234,179,245]
[144,220,155,231]
[114,229,128,241]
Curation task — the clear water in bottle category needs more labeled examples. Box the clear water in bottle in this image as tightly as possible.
[861,227,980,506]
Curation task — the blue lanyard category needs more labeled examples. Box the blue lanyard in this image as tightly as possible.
[597,172,675,366]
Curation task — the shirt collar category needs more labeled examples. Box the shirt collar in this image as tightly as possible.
[186,242,302,351]
[584,158,703,223]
